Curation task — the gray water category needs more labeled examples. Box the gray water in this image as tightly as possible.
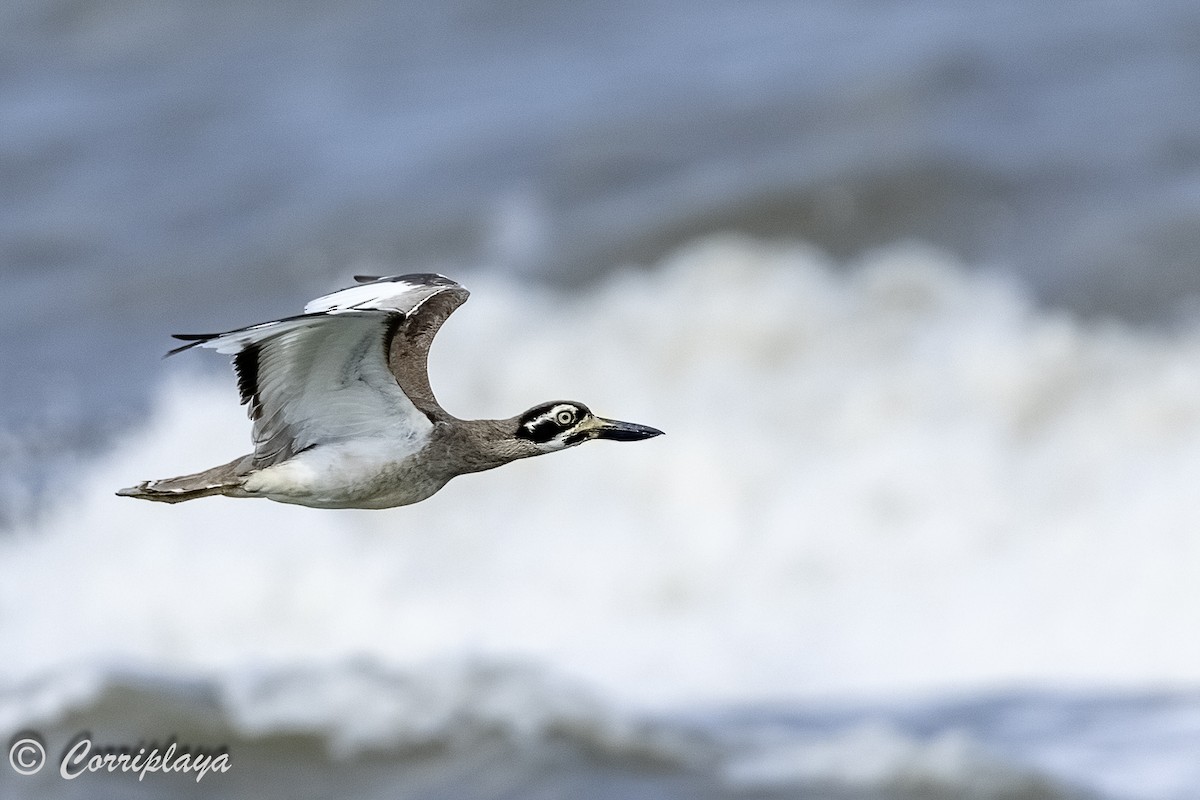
[5,0,1200,437]
[7,666,1175,800]
[4,2,1200,798]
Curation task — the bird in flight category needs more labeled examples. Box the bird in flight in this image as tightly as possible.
[118,274,662,508]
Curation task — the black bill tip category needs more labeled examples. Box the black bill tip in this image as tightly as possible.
[592,418,665,442]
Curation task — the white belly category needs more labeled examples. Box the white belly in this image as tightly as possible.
[242,439,442,509]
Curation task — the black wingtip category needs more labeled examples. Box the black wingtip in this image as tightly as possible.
[164,333,215,358]
[353,274,381,284]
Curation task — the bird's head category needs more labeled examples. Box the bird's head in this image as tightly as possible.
[511,401,663,455]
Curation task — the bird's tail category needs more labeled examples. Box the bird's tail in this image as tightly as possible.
[117,457,250,504]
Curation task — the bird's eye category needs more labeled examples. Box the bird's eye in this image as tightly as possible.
[556,410,575,426]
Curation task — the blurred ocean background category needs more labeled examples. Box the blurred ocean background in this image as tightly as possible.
[4,1,1200,797]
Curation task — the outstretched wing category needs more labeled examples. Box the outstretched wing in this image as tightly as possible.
[357,277,470,420]
[314,273,469,420]
[170,274,468,467]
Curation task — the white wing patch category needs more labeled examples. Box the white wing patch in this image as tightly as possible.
[172,273,465,470]
[195,316,326,355]
[303,274,456,314]
[181,311,430,467]
[245,315,431,466]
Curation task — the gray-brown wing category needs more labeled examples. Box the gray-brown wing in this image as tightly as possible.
[383,282,469,421]
[310,273,468,421]
[169,273,467,466]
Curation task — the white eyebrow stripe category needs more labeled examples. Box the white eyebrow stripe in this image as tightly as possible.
[523,405,577,431]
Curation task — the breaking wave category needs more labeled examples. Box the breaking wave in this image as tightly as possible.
[4,236,1200,797]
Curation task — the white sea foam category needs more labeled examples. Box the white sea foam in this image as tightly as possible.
[722,721,1061,798]
[219,658,708,764]
[4,661,1077,799]
[4,237,1200,793]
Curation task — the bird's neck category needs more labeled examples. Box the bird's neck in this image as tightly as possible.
[436,418,528,476]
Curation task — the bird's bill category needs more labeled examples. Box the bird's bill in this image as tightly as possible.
[588,417,664,442]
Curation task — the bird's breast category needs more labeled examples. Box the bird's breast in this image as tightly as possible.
[243,438,443,509]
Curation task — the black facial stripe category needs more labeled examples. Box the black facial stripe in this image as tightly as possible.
[516,402,584,443]
[520,416,562,443]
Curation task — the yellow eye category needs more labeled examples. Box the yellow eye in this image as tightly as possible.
[556,410,575,426]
